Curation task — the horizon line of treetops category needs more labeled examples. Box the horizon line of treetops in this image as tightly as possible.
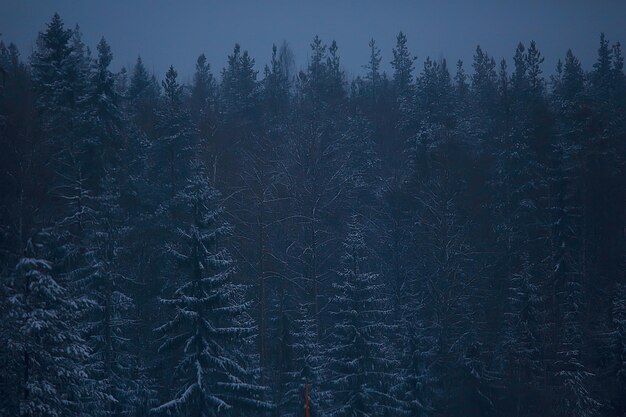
[1,11,625,417]
[5,16,617,94]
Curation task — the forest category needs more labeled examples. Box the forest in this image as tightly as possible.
[0,12,625,417]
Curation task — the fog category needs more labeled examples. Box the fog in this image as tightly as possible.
[2,0,625,79]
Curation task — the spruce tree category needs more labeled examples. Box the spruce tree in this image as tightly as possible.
[128,56,160,138]
[281,304,326,417]
[363,38,382,101]
[391,31,415,96]
[190,53,216,121]
[150,65,195,199]
[153,173,270,416]
[550,46,600,417]
[325,217,396,416]
[7,237,91,417]
[220,44,259,124]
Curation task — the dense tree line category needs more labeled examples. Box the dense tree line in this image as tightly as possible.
[1,13,625,417]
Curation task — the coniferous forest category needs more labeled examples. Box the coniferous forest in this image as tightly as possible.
[1,12,625,417]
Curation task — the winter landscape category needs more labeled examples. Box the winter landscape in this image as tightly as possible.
[0,2,625,416]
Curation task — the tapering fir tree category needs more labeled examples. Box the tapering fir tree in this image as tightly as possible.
[280,303,327,417]
[6,237,91,417]
[325,216,396,416]
[153,172,271,416]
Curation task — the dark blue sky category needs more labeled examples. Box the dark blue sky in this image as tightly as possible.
[1,0,624,82]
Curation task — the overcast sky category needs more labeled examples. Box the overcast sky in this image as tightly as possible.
[1,0,624,82]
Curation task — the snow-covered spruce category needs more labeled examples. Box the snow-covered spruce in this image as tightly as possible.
[152,174,271,416]
[281,303,327,417]
[6,238,92,417]
[325,216,398,416]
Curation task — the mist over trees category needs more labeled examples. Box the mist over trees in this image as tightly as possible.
[1,13,625,417]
